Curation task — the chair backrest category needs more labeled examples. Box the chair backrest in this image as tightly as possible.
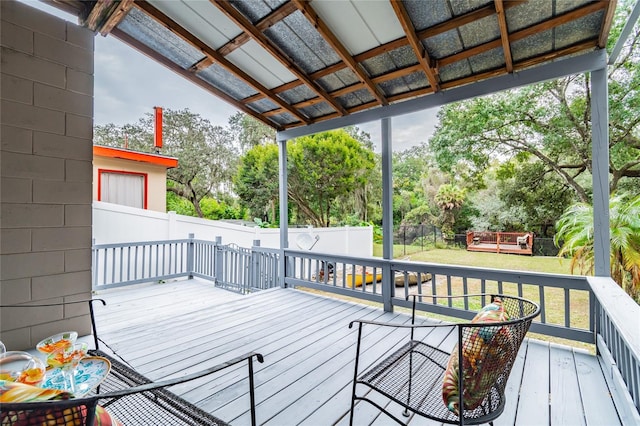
[0,397,100,425]
[449,295,539,418]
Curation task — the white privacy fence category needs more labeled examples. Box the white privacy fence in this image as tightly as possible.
[93,201,372,255]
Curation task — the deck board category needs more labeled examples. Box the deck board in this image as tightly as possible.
[549,343,585,425]
[574,351,622,425]
[515,340,550,425]
[493,340,527,426]
[92,278,626,425]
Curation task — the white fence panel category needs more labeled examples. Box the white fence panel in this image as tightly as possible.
[92,201,372,256]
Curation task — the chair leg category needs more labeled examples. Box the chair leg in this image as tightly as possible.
[404,344,414,417]
[349,391,356,422]
[350,323,364,426]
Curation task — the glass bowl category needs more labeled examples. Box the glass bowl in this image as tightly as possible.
[0,351,47,386]
[36,331,78,354]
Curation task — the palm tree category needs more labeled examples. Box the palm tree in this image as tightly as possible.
[434,184,466,239]
[555,194,640,302]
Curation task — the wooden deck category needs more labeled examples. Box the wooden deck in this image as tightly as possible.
[466,243,533,255]
[92,278,623,426]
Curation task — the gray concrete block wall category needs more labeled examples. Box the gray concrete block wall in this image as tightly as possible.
[1,1,95,350]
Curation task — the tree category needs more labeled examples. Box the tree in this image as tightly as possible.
[336,127,381,224]
[496,161,576,236]
[94,109,236,217]
[434,184,466,239]
[555,194,640,302]
[428,4,640,205]
[234,130,376,227]
[228,112,276,154]
[233,143,280,223]
[288,130,376,227]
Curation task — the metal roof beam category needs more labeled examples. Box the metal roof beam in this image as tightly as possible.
[277,49,607,141]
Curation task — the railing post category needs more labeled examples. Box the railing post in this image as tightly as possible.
[92,238,97,290]
[187,233,195,279]
[381,117,394,312]
[251,240,260,290]
[591,291,600,355]
[214,236,223,287]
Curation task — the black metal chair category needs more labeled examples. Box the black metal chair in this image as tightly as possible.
[348,294,540,425]
[1,299,264,426]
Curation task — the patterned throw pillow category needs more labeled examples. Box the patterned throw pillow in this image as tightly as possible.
[441,297,516,415]
[0,380,123,426]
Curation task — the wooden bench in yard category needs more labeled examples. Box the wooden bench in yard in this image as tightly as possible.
[466,231,534,255]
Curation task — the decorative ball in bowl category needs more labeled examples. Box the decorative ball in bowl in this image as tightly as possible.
[0,351,47,386]
[36,331,78,354]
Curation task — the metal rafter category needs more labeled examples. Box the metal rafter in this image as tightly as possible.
[494,0,513,72]
[290,0,388,106]
[135,1,309,125]
[110,27,280,130]
[390,0,439,91]
[211,0,348,116]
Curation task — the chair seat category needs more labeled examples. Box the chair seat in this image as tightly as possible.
[358,340,454,422]
[357,340,504,425]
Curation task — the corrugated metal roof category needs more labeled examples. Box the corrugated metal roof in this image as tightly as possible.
[51,0,618,131]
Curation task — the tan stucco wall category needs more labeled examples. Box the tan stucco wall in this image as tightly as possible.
[0,1,95,349]
[92,156,168,213]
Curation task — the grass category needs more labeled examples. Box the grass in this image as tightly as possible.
[313,244,592,351]
[374,243,572,274]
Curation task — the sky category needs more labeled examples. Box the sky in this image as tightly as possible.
[24,1,439,152]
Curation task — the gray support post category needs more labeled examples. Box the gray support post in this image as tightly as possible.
[278,136,289,288]
[187,233,195,279]
[591,67,610,277]
[214,236,223,286]
[381,117,394,312]
[252,239,261,290]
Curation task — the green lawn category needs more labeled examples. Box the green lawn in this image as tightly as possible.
[373,244,572,274]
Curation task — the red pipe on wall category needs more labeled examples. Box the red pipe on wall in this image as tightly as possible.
[154,106,163,151]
